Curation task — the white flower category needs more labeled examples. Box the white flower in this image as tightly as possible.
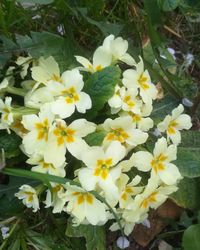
[44,118,96,167]
[31,56,61,87]
[157,104,192,144]
[0,67,15,92]
[15,185,39,212]
[24,87,54,109]
[102,35,136,66]
[117,174,143,209]
[44,183,67,213]
[27,154,66,177]
[16,56,32,79]
[123,176,177,224]
[108,86,142,114]
[75,46,112,73]
[120,103,154,132]
[47,69,92,118]
[64,185,107,225]
[102,116,148,147]
[75,35,135,73]
[132,137,182,185]
[110,219,136,236]
[78,141,126,204]
[0,97,14,132]
[22,104,55,155]
[122,57,158,104]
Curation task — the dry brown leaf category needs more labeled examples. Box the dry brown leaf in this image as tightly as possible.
[132,199,182,247]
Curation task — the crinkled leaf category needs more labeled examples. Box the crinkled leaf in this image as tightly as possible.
[0,196,23,216]
[84,66,121,119]
[151,94,179,120]
[16,32,77,71]
[0,131,21,158]
[171,177,200,210]
[176,131,200,178]
[0,36,18,69]
[66,222,106,250]
[182,224,200,250]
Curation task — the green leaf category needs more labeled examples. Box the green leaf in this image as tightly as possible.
[84,66,121,119]
[0,176,39,199]
[0,131,21,158]
[66,222,106,250]
[77,8,123,36]
[85,131,106,146]
[0,36,18,68]
[0,196,23,216]
[158,0,180,11]
[144,0,162,27]
[182,224,200,250]
[15,32,77,71]
[151,94,179,120]
[171,177,200,210]
[17,0,54,4]
[175,131,200,178]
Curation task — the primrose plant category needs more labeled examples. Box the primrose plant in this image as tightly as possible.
[0,35,192,236]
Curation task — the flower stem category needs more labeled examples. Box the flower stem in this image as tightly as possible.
[6,86,26,97]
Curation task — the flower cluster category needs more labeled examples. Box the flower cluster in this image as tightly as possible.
[0,35,192,235]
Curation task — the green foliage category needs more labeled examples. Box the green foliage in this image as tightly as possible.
[17,32,78,70]
[0,131,21,158]
[84,66,121,119]
[151,94,179,120]
[176,131,200,178]
[85,130,106,146]
[182,224,200,250]
[171,177,200,210]
[66,221,106,250]
[17,0,54,4]
[158,0,180,11]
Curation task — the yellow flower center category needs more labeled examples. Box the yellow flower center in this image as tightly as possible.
[52,184,63,193]
[138,74,149,90]
[35,118,49,141]
[53,123,75,146]
[12,119,28,134]
[73,192,93,205]
[128,112,141,122]
[50,74,62,83]
[106,128,129,143]
[95,65,102,71]
[2,108,10,121]
[140,192,158,209]
[24,191,34,203]
[151,153,167,173]
[121,187,134,201]
[61,87,80,104]
[167,120,178,135]
[39,160,55,170]
[94,158,113,180]
[124,95,135,108]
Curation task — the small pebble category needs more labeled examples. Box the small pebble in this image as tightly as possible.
[184,53,194,66]
[117,236,130,249]
[152,128,162,137]
[1,226,9,239]
[182,98,193,107]
[141,218,151,228]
